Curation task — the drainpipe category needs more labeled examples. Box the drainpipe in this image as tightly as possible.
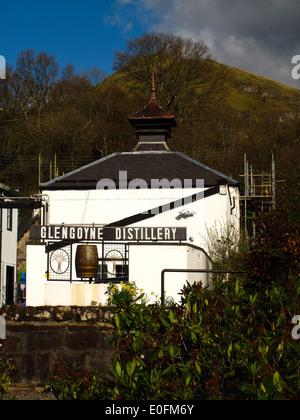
[29,193,49,225]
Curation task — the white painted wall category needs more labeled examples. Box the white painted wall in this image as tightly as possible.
[42,185,240,251]
[0,208,18,307]
[129,244,210,304]
[186,245,212,287]
[26,243,210,306]
[26,244,109,306]
[26,185,240,306]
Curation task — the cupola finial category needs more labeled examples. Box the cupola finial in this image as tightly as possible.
[128,77,177,152]
[151,72,157,99]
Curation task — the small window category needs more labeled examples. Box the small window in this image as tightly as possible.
[116,265,128,278]
[7,209,12,231]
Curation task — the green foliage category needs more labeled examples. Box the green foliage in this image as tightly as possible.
[246,201,300,290]
[47,202,300,400]
[47,270,300,400]
[102,272,300,400]
[105,281,146,308]
[0,360,15,400]
[45,362,113,400]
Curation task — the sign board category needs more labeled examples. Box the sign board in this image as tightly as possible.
[30,225,187,242]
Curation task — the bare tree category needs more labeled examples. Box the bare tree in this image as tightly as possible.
[61,63,77,82]
[80,67,107,86]
[16,49,59,128]
[113,32,222,121]
[0,64,30,117]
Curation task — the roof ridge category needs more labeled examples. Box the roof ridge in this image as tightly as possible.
[41,151,239,191]
[174,152,239,185]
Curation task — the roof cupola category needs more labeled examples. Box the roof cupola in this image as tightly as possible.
[128,75,177,152]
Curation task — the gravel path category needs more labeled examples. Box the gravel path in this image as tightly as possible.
[5,387,56,400]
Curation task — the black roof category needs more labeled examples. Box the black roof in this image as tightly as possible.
[41,151,239,190]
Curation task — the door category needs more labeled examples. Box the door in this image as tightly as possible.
[6,266,14,305]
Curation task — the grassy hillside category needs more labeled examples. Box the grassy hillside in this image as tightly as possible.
[222,63,300,116]
[97,60,300,211]
[101,59,300,118]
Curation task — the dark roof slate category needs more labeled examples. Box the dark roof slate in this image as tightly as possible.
[41,152,239,190]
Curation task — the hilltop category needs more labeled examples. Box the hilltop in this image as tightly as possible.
[98,59,300,182]
[101,59,300,118]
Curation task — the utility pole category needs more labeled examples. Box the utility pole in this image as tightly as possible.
[38,154,42,186]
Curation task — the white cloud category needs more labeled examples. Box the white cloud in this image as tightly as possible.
[112,0,300,87]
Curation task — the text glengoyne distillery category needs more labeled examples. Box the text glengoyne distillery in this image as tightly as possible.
[30,225,187,242]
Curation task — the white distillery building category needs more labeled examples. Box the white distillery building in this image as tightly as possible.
[0,184,18,307]
[27,87,240,306]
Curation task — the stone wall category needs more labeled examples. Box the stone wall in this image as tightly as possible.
[0,306,115,386]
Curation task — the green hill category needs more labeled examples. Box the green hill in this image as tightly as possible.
[98,60,299,182]
[221,63,300,116]
[101,59,300,118]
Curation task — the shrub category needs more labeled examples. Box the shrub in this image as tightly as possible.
[45,362,114,400]
[0,360,15,400]
[104,275,300,400]
[47,273,300,400]
[246,201,300,290]
[47,203,300,400]
[105,281,146,307]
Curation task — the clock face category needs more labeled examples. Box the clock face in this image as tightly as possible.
[50,249,70,274]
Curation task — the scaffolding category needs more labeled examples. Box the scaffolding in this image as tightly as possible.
[240,154,276,236]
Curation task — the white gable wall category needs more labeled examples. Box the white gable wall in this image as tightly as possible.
[26,185,240,306]
[43,185,240,251]
[0,208,18,307]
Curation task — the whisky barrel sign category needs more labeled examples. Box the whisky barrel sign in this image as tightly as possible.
[30,225,187,242]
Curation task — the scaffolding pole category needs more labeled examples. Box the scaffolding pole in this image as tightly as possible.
[240,154,276,236]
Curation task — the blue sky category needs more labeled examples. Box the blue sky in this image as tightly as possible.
[0,0,299,87]
[0,0,147,76]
